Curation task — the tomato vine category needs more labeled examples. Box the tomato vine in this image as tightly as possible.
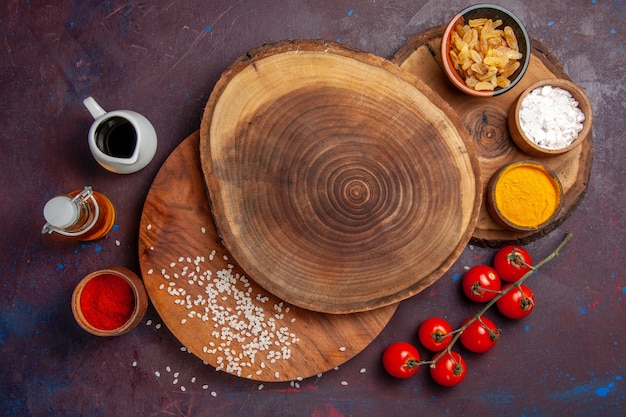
[382,231,573,386]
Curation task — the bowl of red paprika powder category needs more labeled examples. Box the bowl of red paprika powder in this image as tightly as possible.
[72,266,148,336]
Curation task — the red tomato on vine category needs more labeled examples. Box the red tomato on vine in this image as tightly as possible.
[497,284,535,319]
[459,316,500,353]
[429,351,467,387]
[382,342,420,379]
[418,317,454,351]
[462,265,501,302]
[493,245,533,282]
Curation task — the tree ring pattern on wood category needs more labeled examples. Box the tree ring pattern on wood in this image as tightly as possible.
[201,40,481,313]
[463,106,512,160]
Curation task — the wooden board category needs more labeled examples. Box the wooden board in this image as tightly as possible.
[138,131,398,382]
[199,39,481,314]
[393,27,593,247]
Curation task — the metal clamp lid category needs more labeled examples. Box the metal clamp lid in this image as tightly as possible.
[41,186,99,236]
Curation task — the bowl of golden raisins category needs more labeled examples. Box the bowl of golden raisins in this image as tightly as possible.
[441,4,530,97]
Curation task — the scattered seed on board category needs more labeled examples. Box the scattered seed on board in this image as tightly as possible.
[360,368,366,374]
[147,224,152,230]
[339,346,346,352]
[341,381,348,386]
[180,386,186,392]
[202,384,209,390]
[115,240,121,246]
[154,371,160,377]
[211,391,217,397]
[132,361,137,367]
[157,252,302,377]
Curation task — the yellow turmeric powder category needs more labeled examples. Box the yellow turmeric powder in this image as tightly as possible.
[493,163,561,228]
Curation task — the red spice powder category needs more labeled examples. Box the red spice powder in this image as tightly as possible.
[80,274,135,330]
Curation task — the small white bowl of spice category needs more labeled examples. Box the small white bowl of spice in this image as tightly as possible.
[508,79,592,157]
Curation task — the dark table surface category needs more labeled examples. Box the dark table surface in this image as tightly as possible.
[1,1,625,416]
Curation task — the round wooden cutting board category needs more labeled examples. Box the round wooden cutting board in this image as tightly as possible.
[200,39,481,314]
[393,27,593,247]
[138,131,398,382]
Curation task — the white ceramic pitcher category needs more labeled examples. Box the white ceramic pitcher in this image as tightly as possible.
[84,96,157,174]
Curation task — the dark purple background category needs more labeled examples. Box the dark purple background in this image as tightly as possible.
[1,1,624,416]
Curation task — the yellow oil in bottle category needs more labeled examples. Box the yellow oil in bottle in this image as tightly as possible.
[42,186,115,241]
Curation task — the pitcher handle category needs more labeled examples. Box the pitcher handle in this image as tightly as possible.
[83,96,107,119]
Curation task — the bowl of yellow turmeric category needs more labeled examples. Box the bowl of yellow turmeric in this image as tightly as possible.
[486,161,563,231]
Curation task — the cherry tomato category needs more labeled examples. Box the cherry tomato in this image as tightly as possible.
[497,284,535,319]
[382,342,421,379]
[493,245,533,282]
[462,265,501,302]
[429,351,467,387]
[459,316,500,353]
[418,317,454,351]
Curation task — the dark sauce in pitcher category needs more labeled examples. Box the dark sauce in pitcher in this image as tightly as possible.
[95,116,137,158]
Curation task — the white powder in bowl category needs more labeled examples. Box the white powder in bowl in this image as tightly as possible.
[518,85,585,150]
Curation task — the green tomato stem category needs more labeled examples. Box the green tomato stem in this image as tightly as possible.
[416,231,573,367]
[406,358,421,370]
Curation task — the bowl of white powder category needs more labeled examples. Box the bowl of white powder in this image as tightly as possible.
[508,79,592,156]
